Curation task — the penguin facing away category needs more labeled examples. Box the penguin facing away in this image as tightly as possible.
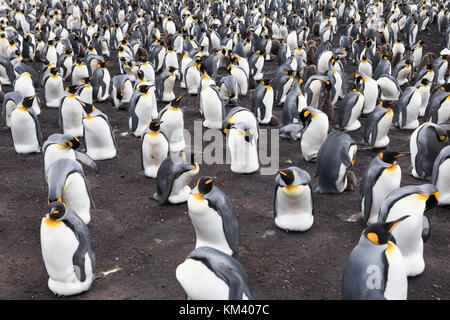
[342,216,409,300]
[188,177,239,256]
[40,202,96,296]
[176,246,254,300]
[274,167,314,232]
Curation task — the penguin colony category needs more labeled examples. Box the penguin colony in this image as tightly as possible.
[0,0,449,300]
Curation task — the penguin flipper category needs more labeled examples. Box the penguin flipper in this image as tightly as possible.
[422,215,431,243]
[75,150,99,172]
[226,273,246,300]
[158,170,179,205]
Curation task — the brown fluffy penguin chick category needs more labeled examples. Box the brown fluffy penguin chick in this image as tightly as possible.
[307,45,317,65]
[374,49,382,66]
[307,39,316,48]
[320,88,334,120]
[78,44,86,57]
[346,170,357,191]
[271,39,280,55]
[391,52,402,68]
[135,47,149,61]
[417,52,436,71]
[340,56,347,68]
[304,65,317,84]
[312,22,320,36]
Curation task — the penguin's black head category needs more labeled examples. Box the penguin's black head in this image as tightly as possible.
[66,85,80,94]
[183,152,197,165]
[64,48,73,55]
[324,80,332,91]
[137,84,152,93]
[261,79,272,86]
[169,95,183,107]
[354,73,363,86]
[98,60,107,69]
[137,69,145,80]
[167,66,178,73]
[149,120,162,132]
[405,59,413,65]
[379,151,406,164]
[279,169,295,186]
[22,95,36,108]
[50,67,59,75]
[197,176,214,195]
[425,63,434,70]
[48,201,67,221]
[81,76,93,84]
[440,83,450,92]
[78,100,95,114]
[363,215,410,245]
[66,136,80,150]
[198,62,207,74]
[420,78,431,86]
[285,69,294,76]
[299,109,312,124]
[425,192,440,211]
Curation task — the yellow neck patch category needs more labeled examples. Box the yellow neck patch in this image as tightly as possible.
[44,218,63,227]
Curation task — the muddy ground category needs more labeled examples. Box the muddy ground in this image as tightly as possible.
[0,22,449,300]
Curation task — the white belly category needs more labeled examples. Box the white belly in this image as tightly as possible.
[168,165,199,204]
[301,114,329,161]
[202,90,224,129]
[435,159,450,205]
[344,95,364,131]
[160,110,185,152]
[83,116,116,160]
[10,110,39,154]
[384,242,408,300]
[373,111,393,148]
[275,186,314,232]
[437,99,450,124]
[61,99,85,137]
[228,132,259,173]
[188,195,233,254]
[399,91,421,129]
[63,173,91,224]
[186,68,200,95]
[132,97,154,137]
[142,133,169,178]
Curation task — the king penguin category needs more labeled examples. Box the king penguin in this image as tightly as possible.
[59,85,85,138]
[128,84,157,137]
[158,96,185,152]
[363,101,394,149]
[431,146,450,206]
[252,79,274,125]
[46,158,95,225]
[188,177,239,256]
[358,151,406,225]
[141,120,170,179]
[1,91,22,128]
[316,131,357,194]
[10,95,42,154]
[274,167,314,232]
[396,86,422,130]
[40,201,96,296]
[342,216,409,300]
[176,246,254,300]
[378,184,439,277]
[153,152,200,205]
[227,122,259,174]
[338,89,365,132]
[111,74,134,110]
[297,107,329,162]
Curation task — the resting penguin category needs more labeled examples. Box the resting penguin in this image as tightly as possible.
[47,159,95,225]
[316,131,357,194]
[40,201,96,296]
[373,56,392,80]
[355,73,379,115]
[158,96,185,152]
[396,86,422,129]
[378,184,439,277]
[363,101,394,149]
[274,167,314,232]
[271,69,294,106]
[77,76,94,105]
[1,91,22,128]
[90,60,111,103]
[410,122,448,180]
[297,107,329,162]
[71,58,89,85]
[59,85,85,138]
[201,85,225,129]
[304,75,331,109]
[252,79,274,125]
[111,75,133,110]
[358,151,406,225]
[227,122,259,174]
[338,89,365,132]
[431,146,450,206]
[342,216,409,300]
[432,54,448,84]
[377,74,402,101]
[80,102,118,161]
[188,177,239,255]
[219,74,239,105]
[222,106,259,142]
[141,120,170,179]
[156,66,177,102]
[424,90,450,125]
[415,78,431,117]
[128,84,157,137]
[153,152,200,205]
[176,246,254,300]
[10,95,42,154]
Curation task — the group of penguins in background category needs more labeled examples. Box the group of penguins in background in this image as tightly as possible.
[1,0,450,300]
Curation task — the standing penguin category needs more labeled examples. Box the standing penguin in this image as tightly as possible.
[377,74,402,102]
[10,95,42,154]
[431,146,450,206]
[77,76,94,105]
[158,96,185,152]
[338,89,365,132]
[355,73,379,115]
[43,67,65,108]
[252,80,274,125]
[128,84,157,137]
[59,85,85,138]
[378,184,439,277]
[1,91,22,128]
[397,86,422,130]
[363,101,394,149]
[274,167,314,232]
[111,74,134,110]
[297,107,329,162]
[227,122,259,174]
[153,152,200,205]
[188,177,239,256]
[71,58,90,85]
[342,216,409,300]
[91,60,111,103]
[410,122,448,180]
[304,75,331,109]
[156,66,177,102]
[141,120,170,179]
[358,151,406,225]
[81,102,118,161]
[316,131,357,194]
[201,85,225,129]
[176,246,254,300]
[46,159,95,225]
[40,202,95,296]
[222,106,259,142]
